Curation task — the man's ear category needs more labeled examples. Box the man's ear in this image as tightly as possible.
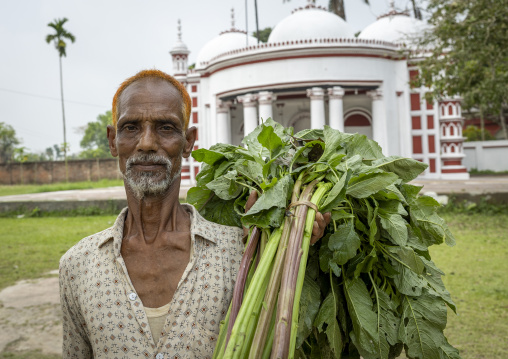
[182,126,197,159]
[107,125,118,157]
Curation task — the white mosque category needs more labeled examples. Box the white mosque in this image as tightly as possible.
[170,2,469,185]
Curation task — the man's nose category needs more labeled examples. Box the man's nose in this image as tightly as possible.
[137,126,159,152]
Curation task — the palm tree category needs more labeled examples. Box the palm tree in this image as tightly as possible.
[328,0,369,20]
[46,18,75,182]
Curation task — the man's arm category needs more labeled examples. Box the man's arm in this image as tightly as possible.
[59,257,93,359]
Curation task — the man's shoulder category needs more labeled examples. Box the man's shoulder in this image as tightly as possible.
[184,203,244,248]
[59,225,114,267]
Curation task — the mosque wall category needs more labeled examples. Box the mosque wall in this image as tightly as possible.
[0,159,120,185]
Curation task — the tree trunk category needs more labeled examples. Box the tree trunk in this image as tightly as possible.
[480,108,485,141]
[329,0,346,20]
[499,111,508,140]
[59,55,69,182]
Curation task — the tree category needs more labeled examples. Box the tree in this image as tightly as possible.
[414,0,508,139]
[46,17,76,180]
[252,27,272,43]
[0,122,20,164]
[79,111,113,159]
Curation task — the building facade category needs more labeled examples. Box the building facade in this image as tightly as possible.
[170,3,469,185]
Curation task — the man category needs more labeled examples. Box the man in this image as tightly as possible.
[59,69,328,359]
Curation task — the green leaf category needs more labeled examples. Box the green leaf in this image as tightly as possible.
[331,209,355,221]
[329,221,361,265]
[371,282,399,359]
[257,124,283,156]
[353,247,378,278]
[198,196,242,228]
[289,140,325,172]
[195,163,215,186]
[236,160,263,186]
[391,257,426,297]
[186,186,212,210]
[319,126,349,162]
[347,172,399,199]
[389,246,425,274]
[344,278,378,357]
[379,211,409,246]
[320,170,350,213]
[191,148,226,165]
[372,156,428,183]
[296,275,321,349]
[421,258,457,313]
[399,291,449,359]
[294,128,324,140]
[206,169,242,200]
[242,174,293,228]
[344,133,384,160]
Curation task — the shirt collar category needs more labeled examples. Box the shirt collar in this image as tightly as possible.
[97,204,218,254]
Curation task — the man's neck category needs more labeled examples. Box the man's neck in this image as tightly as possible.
[123,177,190,245]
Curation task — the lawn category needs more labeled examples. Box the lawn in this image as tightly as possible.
[0,215,116,290]
[0,213,506,358]
[0,179,123,197]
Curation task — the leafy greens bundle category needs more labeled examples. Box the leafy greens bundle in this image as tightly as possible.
[187,119,460,359]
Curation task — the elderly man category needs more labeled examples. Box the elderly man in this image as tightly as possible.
[59,69,328,359]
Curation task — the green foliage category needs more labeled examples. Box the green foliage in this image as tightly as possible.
[0,122,21,164]
[463,125,495,142]
[189,120,459,358]
[45,18,75,57]
[79,111,113,159]
[253,27,272,43]
[415,0,508,139]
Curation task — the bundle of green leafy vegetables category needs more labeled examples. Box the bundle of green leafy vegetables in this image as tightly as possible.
[187,119,460,359]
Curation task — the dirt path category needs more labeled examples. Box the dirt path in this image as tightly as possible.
[0,271,62,357]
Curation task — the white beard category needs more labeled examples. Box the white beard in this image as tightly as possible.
[122,153,181,200]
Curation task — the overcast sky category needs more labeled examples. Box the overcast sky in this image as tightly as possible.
[0,0,418,154]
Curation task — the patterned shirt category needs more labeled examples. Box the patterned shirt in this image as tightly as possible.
[59,204,244,359]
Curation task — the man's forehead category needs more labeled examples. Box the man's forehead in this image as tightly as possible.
[120,77,182,104]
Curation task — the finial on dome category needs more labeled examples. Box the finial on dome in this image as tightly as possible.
[389,0,395,10]
[231,8,235,29]
[177,19,182,41]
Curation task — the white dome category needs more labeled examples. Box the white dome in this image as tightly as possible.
[359,13,427,44]
[196,30,257,68]
[268,6,354,43]
[170,40,189,54]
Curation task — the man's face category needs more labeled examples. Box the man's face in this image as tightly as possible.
[107,78,195,199]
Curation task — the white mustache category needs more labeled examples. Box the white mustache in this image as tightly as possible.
[126,154,171,169]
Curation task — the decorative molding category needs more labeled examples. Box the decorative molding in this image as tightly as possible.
[328,86,345,100]
[216,100,232,113]
[237,93,258,107]
[367,89,383,101]
[306,87,325,100]
[258,91,277,105]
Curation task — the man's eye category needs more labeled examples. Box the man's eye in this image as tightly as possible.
[125,125,137,131]
[161,125,174,131]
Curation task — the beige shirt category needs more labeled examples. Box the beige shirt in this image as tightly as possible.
[59,204,244,359]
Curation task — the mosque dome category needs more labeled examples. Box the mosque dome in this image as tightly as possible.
[196,8,257,68]
[359,10,427,45]
[196,31,257,68]
[268,4,354,43]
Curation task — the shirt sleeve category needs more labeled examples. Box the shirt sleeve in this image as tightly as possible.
[59,256,93,359]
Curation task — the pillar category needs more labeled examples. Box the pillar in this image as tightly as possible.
[258,91,276,122]
[367,89,388,153]
[306,87,325,129]
[216,100,232,144]
[238,93,258,137]
[328,86,345,131]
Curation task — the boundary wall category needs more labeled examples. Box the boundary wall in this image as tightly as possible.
[463,140,508,172]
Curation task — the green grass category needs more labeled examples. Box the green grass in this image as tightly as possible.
[0,351,60,359]
[0,215,116,290]
[0,179,123,197]
[0,213,506,358]
[428,213,508,359]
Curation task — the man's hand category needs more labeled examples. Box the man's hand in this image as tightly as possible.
[244,191,331,244]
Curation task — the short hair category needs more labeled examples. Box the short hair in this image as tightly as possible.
[111,69,191,129]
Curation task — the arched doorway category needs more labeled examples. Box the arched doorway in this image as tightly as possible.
[344,109,372,138]
[288,110,311,133]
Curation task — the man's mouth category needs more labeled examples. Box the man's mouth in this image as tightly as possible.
[131,162,166,170]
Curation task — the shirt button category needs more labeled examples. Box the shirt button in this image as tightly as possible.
[128,292,137,301]
[156,354,164,359]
